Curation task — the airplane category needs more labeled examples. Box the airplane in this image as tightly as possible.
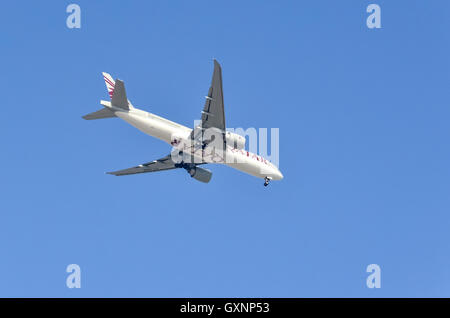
[83,60,283,186]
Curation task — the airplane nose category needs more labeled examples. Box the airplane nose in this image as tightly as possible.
[271,168,283,180]
[278,170,284,180]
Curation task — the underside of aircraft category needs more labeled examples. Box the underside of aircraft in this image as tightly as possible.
[83,60,283,186]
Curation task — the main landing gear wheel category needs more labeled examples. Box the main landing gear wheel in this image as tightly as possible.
[264,177,270,187]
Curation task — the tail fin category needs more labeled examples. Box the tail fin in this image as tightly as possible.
[102,72,115,99]
[102,72,133,110]
[111,79,129,110]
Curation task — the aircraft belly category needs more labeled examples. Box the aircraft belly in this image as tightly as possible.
[221,152,261,179]
[228,162,262,178]
[223,151,280,179]
[116,112,177,145]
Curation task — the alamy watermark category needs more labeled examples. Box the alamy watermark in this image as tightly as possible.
[66,4,81,29]
[169,122,280,175]
[66,264,81,288]
[366,264,381,288]
[366,4,381,29]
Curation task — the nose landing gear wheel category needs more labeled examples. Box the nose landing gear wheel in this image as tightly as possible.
[264,177,270,187]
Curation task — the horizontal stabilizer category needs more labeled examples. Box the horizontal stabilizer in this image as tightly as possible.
[82,108,115,120]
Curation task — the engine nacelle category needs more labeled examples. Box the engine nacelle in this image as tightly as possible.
[188,166,212,183]
[225,131,246,149]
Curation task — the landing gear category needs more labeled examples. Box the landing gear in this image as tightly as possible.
[264,177,270,187]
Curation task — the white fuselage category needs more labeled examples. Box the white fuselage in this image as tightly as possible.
[103,101,283,181]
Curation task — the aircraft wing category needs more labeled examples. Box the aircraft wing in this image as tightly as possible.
[201,59,226,131]
[107,154,177,176]
[189,60,227,151]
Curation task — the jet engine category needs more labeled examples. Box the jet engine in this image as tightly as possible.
[188,166,212,183]
[225,131,246,149]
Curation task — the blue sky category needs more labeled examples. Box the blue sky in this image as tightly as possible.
[0,1,449,297]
